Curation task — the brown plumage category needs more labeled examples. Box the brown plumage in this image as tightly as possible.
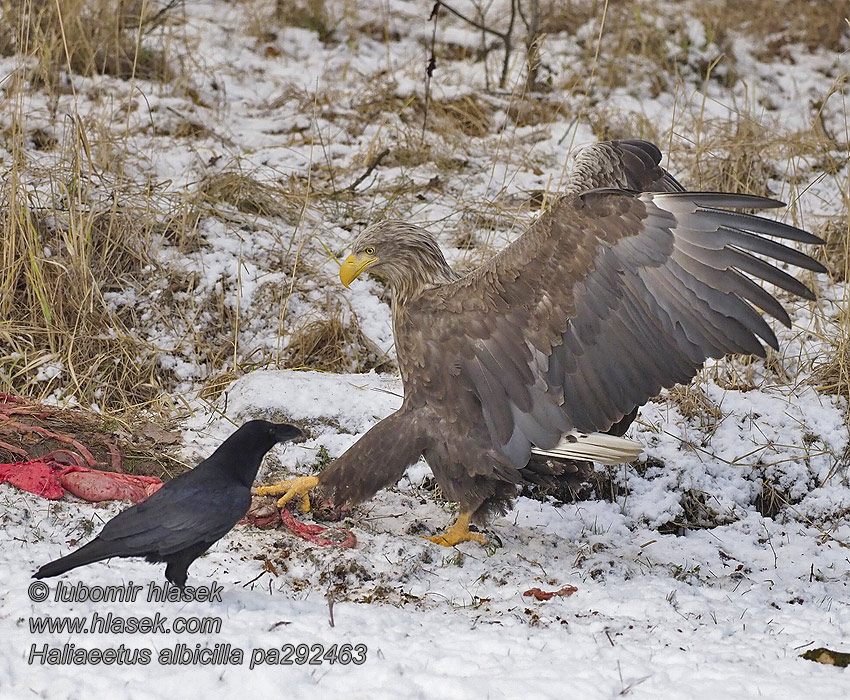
[311,140,826,531]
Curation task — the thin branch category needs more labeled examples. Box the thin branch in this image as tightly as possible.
[500,0,517,89]
[519,0,542,91]
[434,0,517,89]
[423,3,440,140]
[346,148,390,192]
[434,0,506,39]
[143,0,183,32]
[326,592,336,628]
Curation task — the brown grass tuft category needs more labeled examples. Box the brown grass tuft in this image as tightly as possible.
[286,305,393,373]
[695,0,850,56]
[274,0,336,43]
[665,384,723,428]
[352,91,495,140]
[286,317,357,372]
[538,0,598,35]
[0,180,174,411]
[813,307,850,403]
[507,98,565,127]
[689,118,781,196]
[814,217,850,283]
[588,111,660,145]
[657,488,734,533]
[813,343,850,402]
[196,170,301,222]
[0,0,177,86]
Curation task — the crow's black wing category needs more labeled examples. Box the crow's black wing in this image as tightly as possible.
[97,471,249,555]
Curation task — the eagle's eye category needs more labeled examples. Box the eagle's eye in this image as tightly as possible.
[364,246,376,256]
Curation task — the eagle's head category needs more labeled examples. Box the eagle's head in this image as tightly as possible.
[339,220,456,299]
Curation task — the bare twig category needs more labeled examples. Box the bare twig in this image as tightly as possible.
[500,0,517,89]
[143,0,184,32]
[434,0,503,38]
[241,569,269,588]
[346,149,391,192]
[423,3,440,140]
[434,0,517,89]
[327,592,335,628]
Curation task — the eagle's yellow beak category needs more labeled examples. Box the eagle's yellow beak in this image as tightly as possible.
[340,253,377,288]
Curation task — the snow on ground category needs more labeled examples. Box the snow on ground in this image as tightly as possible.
[1,0,849,697]
[4,370,850,698]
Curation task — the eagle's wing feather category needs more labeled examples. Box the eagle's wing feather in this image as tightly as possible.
[564,140,685,195]
[408,190,824,468]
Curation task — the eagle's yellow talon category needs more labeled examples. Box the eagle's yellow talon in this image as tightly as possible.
[257,476,319,511]
[424,512,486,547]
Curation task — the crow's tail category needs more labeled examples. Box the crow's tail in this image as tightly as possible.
[33,539,114,579]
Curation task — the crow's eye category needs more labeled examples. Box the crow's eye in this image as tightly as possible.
[364,246,376,256]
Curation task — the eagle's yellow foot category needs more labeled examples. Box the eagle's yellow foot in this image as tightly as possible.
[425,513,487,547]
[256,476,319,512]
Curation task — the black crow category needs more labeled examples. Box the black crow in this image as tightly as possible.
[34,420,302,587]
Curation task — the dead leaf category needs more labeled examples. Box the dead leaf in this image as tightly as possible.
[523,585,578,601]
[138,423,181,445]
[801,647,850,667]
[263,559,279,576]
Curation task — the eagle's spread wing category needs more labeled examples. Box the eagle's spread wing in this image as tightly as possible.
[564,140,685,195]
[405,190,825,469]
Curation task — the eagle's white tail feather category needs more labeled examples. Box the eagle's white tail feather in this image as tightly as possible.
[531,432,643,465]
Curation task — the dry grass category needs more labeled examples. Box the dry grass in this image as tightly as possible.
[587,110,661,145]
[286,315,391,374]
[813,308,850,402]
[0,48,189,415]
[812,213,850,403]
[506,98,565,127]
[538,0,598,35]
[0,180,174,411]
[814,344,850,402]
[545,0,848,135]
[0,0,178,86]
[196,169,301,222]
[244,0,339,45]
[0,37,305,415]
[273,0,336,43]
[815,217,850,283]
[0,0,847,469]
[351,91,497,141]
[285,316,354,372]
[656,488,734,533]
[278,287,393,374]
[687,117,782,197]
[693,0,850,56]
[663,384,723,429]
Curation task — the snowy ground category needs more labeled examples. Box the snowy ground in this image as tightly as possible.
[2,0,849,697]
[5,370,850,698]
